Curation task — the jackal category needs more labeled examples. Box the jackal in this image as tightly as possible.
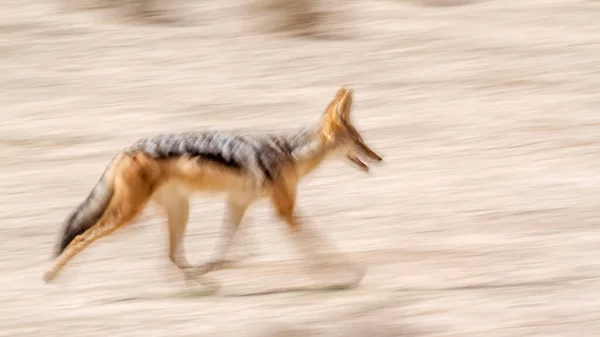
[43,87,383,286]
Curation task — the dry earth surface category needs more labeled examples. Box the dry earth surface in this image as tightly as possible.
[1,0,600,336]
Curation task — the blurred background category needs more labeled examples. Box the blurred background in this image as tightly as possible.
[1,0,599,336]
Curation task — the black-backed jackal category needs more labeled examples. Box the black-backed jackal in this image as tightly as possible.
[43,87,383,287]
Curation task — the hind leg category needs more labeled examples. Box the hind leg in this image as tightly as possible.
[43,215,120,283]
[165,198,192,275]
[223,218,260,265]
[153,186,195,278]
[194,195,252,275]
[43,188,150,283]
[43,153,160,283]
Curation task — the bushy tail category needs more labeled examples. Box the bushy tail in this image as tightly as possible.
[54,160,117,258]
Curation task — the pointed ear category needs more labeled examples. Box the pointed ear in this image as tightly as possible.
[324,87,350,119]
[336,88,353,120]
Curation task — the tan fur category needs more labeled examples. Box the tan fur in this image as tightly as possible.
[43,87,383,289]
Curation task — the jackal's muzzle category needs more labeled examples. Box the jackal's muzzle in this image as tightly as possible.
[347,140,383,173]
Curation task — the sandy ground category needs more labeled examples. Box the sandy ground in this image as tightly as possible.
[1,0,600,336]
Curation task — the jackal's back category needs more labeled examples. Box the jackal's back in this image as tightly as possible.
[125,130,315,184]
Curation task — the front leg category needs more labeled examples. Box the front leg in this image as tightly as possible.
[270,182,366,289]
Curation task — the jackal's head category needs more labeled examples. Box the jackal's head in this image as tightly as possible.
[320,87,383,172]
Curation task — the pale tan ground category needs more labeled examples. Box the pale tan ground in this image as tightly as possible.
[1,0,600,336]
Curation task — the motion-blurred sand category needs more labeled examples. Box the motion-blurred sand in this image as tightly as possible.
[1,0,599,336]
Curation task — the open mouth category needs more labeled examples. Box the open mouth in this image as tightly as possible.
[346,144,383,173]
[347,154,373,172]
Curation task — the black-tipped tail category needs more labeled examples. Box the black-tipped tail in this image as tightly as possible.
[54,171,115,257]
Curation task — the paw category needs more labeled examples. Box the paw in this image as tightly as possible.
[182,272,222,294]
[183,272,222,290]
[313,262,368,289]
[347,265,368,288]
[206,259,233,271]
[189,261,219,276]
[214,259,239,270]
[182,267,215,282]
[42,271,55,283]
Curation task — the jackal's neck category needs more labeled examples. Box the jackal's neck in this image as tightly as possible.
[286,127,330,178]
